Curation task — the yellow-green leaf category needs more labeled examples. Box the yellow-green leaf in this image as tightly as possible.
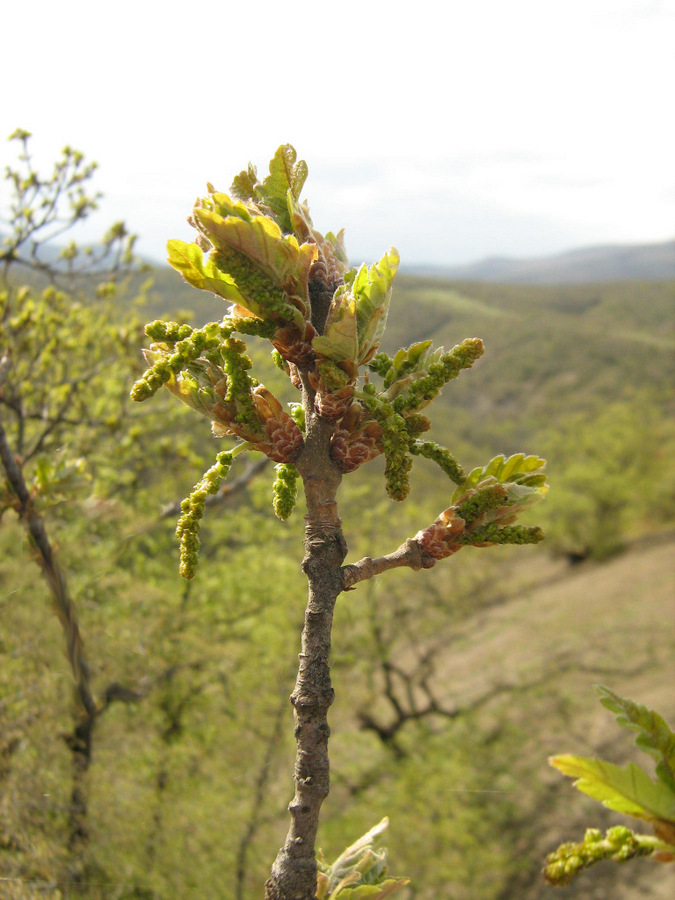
[332,880,410,899]
[312,293,358,362]
[550,754,675,822]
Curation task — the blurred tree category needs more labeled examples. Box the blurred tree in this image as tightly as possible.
[0,129,149,886]
[539,399,674,562]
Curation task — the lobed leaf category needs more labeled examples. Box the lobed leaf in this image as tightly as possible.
[230,162,260,202]
[596,686,675,791]
[549,754,675,823]
[352,248,399,360]
[167,239,246,305]
[202,191,254,223]
[193,207,316,305]
[260,144,309,233]
[314,248,399,365]
[312,295,358,362]
[454,453,548,502]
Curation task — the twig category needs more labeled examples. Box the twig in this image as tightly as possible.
[341,538,430,590]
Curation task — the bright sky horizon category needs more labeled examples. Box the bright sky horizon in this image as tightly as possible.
[2,0,674,268]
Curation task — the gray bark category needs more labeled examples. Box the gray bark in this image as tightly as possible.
[265,392,347,900]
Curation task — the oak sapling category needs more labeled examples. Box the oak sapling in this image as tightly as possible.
[132,145,549,900]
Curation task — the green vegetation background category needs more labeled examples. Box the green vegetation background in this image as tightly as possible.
[1,265,674,899]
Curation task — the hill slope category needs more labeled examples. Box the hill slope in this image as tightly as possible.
[411,239,675,284]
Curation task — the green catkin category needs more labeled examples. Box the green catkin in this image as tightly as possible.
[272,463,299,520]
[230,316,277,339]
[411,441,465,485]
[367,352,393,378]
[220,338,259,432]
[131,322,225,402]
[544,826,652,887]
[130,369,171,401]
[461,524,544,547]
[357,387,413,501]
[401,413,431,438]
[214,249,295,323]
[456,484,508,525]
[144,320,194,342]
[176,451,234,579]
[393,338,484,414]
[384,450,412,501]
[271,349,286,370]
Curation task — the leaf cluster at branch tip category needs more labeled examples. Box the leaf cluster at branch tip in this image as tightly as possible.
[130,144,549,583]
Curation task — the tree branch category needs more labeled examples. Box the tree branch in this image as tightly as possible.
[265,392,346,900]
[359,651,654,752]
[341,537,431,590]
[0,417,96,719]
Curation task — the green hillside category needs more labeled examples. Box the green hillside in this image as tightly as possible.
[1,267,674,899]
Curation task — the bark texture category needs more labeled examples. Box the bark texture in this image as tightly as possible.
[265,401,346,900]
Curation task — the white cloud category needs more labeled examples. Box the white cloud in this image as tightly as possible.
[1,0,672,264]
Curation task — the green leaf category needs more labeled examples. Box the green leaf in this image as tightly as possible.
[204,192,254,222]
[550,754,675,822]
[500,452,526,480]
[260,144,308,233]
[230,162,260,202]
[382,340,444,395]
[312,295,358,362]
[194,208,315,288]
[227,146,308,234]
[314,249,399,365]
[167,239,244,304]
[352,248,399,361]
[325,229,350,268]
[596,686,675,791]
[332,880,410,899]
[455,453,548,502]
[265,146,308,200]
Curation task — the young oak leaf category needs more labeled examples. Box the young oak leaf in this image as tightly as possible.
[230,162,260,203]
[167,239,243,303]
[201,191,254,223]
[311,294,358,363]
[192,207,316,315]
[596,686,675,792]
[313,248,399,365]
[260,144,309,233]
[228,145,308,234]
[316,817,409,899]
[549,755,675,823]
[453,454,548,504]
[352,248,399,360]
[384,340,433,387]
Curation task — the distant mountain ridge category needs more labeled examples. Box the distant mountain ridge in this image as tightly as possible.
[409,239,675,284]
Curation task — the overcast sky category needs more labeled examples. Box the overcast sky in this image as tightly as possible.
[1,0,673,267]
